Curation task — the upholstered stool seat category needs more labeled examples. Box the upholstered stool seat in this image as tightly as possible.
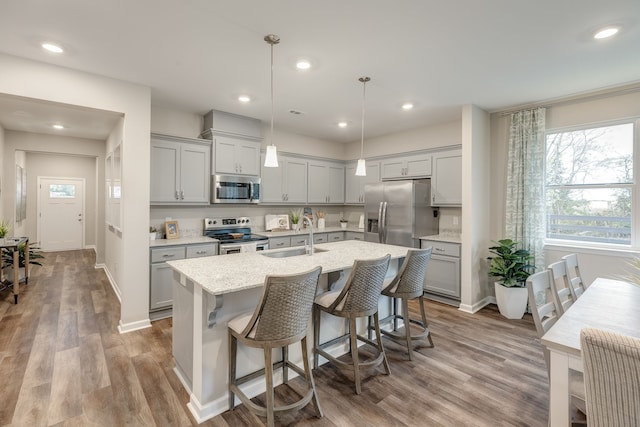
[378,248,434,360]
[228,266,323,427]
[313,254,391,395]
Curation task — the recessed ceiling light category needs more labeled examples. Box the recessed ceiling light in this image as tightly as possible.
[238,95,251,103]
[402,103,414,110]
[296,60,311,70]
[52,124,65,130]
[338,121,348,128]
[594,26,620,39]
[42,43,64,53]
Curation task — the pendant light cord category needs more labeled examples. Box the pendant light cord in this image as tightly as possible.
[359,76,370,159]
[270,41,274,147]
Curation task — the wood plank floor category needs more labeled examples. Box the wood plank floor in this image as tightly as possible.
[0,249,555,426]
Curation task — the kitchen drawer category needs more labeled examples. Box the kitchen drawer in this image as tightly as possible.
[314,233,328,243]
[422,240,460,257]
[327,232,344,242]
[269,236,291,249]
[345,231,363,241]
[186,243,217,258]
[151,246,186,263]
[290,236,308,247]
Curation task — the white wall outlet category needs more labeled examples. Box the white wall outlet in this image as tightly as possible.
[453,216,459,225]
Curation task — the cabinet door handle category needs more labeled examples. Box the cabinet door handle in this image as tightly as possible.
[276,242,285,247]
[180,190,184,200]
[196,250,207,254]
[175,191,179,200]
[162,254,175,258]
[435,247,445,252]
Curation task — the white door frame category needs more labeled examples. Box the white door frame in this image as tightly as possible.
[37,176,86,250]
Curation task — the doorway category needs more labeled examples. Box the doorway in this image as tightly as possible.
[37,177,85,251]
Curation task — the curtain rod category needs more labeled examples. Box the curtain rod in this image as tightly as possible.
[496,81,640,117]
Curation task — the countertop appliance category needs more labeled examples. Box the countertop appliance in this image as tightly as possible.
[364,179,438,248]
[204,217,269,254]
[211,174,260,204]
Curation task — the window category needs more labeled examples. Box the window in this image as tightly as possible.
[49,184,76,198]
[545,122,635,245]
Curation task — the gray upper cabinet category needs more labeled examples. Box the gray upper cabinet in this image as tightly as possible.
[260,153,307,203]
[345,161,380,204]
[307,160,345,204]
[214,135,261,176]
[381,153,431,180]
[150,134,211,205]
[431,149,462,206]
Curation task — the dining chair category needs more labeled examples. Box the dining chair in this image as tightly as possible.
[228,266,323,427]
[526,271,586,415]
[313,254,391,395]
[547,260,578,315]
[581,328,640,427]
[562,253,586,296]
[378,248,433,360]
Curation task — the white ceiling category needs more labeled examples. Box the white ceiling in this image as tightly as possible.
[0,0,639,143]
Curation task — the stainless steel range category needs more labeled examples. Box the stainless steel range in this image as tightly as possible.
[204,217,269,255]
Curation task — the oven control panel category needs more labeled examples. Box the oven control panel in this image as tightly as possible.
[204,217,251,230]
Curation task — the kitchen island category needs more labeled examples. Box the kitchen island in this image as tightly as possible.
[167,239,410,423]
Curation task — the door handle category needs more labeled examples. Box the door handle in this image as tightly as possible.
[377,202,384,244]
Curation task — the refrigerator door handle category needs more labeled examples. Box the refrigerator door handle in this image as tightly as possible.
[381,201,388,244]
[377,202,384,243]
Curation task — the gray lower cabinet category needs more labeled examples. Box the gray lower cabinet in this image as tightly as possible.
[269,231,362,250]
[421,239,461,301]
[150,243,217,312]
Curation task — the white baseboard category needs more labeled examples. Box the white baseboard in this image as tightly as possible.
[118,318,151,334]
[85,244,97,252]
[458,296,494,314]
[96,264,121,303]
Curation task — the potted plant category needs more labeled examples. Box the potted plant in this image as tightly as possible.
[290,208,303,232]
[488,239,535,319]
[0,220,10,239]
[340,217,348,230]
[149,226,157,241]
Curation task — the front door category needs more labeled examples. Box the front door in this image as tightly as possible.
[38,177,85,251]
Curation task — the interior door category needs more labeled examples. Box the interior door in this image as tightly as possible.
[38,177,85,251]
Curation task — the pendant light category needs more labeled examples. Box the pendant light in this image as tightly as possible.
[263,34,280,168]
[355,76,370,176]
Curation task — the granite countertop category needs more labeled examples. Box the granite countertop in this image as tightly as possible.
[150,236,217,247]
[259,226,364,238]
[167,240,408,296]
[419,234,462,244]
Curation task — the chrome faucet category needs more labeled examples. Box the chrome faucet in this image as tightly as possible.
[303,216,314,255]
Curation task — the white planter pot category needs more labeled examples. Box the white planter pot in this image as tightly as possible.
[494,282,528,319]
[3,266,26,285]
[317,218,325,230]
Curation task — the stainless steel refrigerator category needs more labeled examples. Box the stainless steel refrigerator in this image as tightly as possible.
[364,179,438,247]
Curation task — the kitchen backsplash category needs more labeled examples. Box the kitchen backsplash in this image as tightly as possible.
[151,205,462,238]
[150,205,363,237]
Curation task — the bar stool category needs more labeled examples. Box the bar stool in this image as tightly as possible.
[313,254,391,395]
[228,266,323,427]
[378,248,433,360]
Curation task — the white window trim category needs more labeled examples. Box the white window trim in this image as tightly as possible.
[544,117,640,249]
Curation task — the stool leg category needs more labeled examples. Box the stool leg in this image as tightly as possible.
[402,297,413,360]
[301,336,323,418]
[419,295,434,347]
[228,333,237,410]
[264,347,275,427]
[283,345,289,384]
[313,306,320,369]
[393,297,399,331]
[373,312,391,376]
[349,317,361,394]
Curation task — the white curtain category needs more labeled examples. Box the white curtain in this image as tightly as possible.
[505,107,546,271]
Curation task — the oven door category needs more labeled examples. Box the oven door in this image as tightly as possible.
[211,175,260,204]
[219,241,268,255]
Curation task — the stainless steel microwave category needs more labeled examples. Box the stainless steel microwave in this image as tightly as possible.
[211,174,260,204]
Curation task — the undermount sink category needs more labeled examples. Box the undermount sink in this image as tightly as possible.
[261,247,328,258]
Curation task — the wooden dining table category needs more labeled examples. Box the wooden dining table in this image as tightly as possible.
[541,277,640,426]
